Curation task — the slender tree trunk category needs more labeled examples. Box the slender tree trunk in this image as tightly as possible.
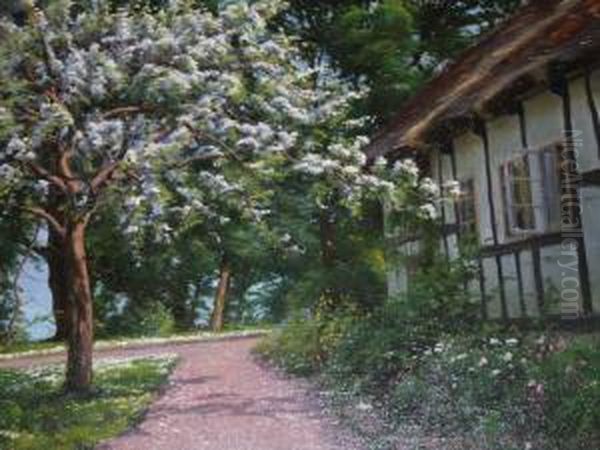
[210,257,231,332]
[318,206,340,312]
[47,183,69,342]
[48,226,69,341]
[64,219,94,393]
[319,208,337,268]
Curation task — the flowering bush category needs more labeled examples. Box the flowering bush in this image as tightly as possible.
[259,291,599,449]
[388,333,600,450]
[2,0,438,389]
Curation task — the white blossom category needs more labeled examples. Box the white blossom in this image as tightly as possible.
[418,203,439,220]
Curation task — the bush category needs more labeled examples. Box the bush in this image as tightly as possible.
[384,332,600,449]
[254,303,359,375]
[532,335,600,449]
[257,246,599,449]
[102,302,176,338]
[255,318,322,375]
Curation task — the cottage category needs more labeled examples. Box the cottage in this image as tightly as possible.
[369,0,600,321]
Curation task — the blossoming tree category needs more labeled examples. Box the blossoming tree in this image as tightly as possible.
[0,0,328,391]
[0,0,447,392]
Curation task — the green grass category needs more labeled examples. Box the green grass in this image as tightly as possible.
[0,355,177,450]
[0,327,273,358]
[0,341,60,355]
[222,322,274,332]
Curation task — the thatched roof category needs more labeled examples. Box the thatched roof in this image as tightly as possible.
[367,0,600,159]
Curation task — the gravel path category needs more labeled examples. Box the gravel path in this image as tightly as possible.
[1,337,364,450]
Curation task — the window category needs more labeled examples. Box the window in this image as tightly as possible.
[500,144,563,236]
[456,179,477,234]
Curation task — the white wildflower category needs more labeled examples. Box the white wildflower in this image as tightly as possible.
[502,352,513,363]
[356,401,373,411]
[418,203,438,220]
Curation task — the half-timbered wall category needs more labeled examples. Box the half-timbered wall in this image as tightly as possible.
[386,68,600,320]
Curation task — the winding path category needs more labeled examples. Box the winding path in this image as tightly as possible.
[1,336,364,450]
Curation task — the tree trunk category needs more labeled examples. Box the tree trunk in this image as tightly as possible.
[318,207,340,312]
[48,226,69,341]
[210,258,231,333]
[64,219,94,393]
[319,208,336,268]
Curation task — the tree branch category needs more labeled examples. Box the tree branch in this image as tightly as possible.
[102,106,148,120]
[90,161,120,193]
[167,152,225,169]
[25,206,66,238]
[23,161,69,193]
[90,122,133,194]
[182,122,241,162]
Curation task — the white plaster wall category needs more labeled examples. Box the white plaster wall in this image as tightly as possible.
[383,199,405,297]
[524,91,565,233]
[581,185,600,313]
[482,256,502,318]
[384,73,600,315]
[540,244,584,317]
[519,249,540,317]
[446,233,460,261]
[441,152,457,225]
[500,253,522,318]
[486,114,523,243]
[569,72,600,171]
[430,149,457,226]
[429,150,444,221]
[454,132,492,245]
[387,265,407,298]
[523,91,564,148]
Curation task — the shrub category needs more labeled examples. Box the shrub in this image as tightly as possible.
[255,303,359,375]
[532,335,600,449]
[385,332,600,449]
[255,317,322,375]
[102,302,176,338]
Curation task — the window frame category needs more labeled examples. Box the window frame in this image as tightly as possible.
[455,178,478,235]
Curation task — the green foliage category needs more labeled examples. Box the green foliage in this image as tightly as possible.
[0,210,35,344]
[258,226,599,450]
[278,0,522,122]
[102,301,176,338]
[385,333,600,450]
[0,356,176,450]
[255,319,322,375]
[254,304,359,375]
[261,318,600,449]
[259,253,476,384]
[530,336,600,449]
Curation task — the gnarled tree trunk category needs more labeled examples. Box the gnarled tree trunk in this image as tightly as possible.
[210,257,231,333]
[64,219,94,393]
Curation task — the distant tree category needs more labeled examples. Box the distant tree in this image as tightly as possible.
[277,0,523,122]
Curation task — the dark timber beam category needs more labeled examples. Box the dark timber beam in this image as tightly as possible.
[436,148,450,259]
[583,67,600,159]
[518,101,546,316]
[473,117,508,321]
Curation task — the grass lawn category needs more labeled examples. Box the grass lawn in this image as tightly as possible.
[0,355,177,450]
[0,327,271,360]
[0,341,61,355]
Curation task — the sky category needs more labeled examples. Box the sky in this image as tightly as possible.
[21,260,55,341]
